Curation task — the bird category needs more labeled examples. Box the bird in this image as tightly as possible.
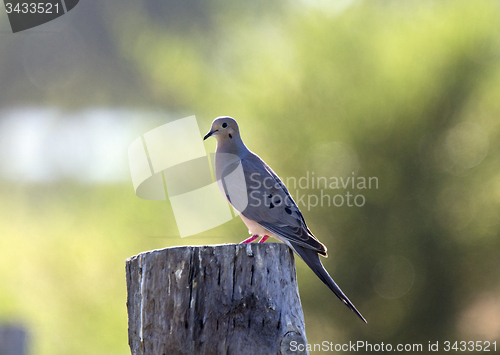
[203,116,366,323]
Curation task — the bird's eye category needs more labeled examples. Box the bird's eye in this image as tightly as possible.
[222,122,228,128]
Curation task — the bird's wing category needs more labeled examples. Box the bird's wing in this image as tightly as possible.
[235,152,327,256]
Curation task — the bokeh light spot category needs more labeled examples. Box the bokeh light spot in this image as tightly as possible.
[372,255,415,299]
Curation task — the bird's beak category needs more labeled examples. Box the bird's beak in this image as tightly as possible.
[203,130,217,140]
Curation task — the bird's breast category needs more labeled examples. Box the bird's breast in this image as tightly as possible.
[239,213,272,237]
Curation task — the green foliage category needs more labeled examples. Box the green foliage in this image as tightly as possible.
[1,0,500,354]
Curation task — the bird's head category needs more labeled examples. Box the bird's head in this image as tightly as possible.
[203,116,240,142]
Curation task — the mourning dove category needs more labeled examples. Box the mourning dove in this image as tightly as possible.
[204,116,366,323]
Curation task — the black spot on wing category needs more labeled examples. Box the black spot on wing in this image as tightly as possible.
[229,133,232,139]
[285,206,292,215]
[269,202,275,209]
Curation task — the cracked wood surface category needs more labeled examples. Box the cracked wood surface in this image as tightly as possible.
[126,243,308,355]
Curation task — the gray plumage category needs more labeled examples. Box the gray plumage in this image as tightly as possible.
[204,116,366,323]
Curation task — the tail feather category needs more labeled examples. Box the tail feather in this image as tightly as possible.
[291,244,367,323]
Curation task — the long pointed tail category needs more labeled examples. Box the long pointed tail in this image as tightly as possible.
[291,244,367,323]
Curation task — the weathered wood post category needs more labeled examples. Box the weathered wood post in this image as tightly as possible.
[126,243,308,355]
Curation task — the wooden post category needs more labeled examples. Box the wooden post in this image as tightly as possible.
[126,243,308,355]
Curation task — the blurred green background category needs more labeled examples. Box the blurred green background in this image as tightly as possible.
[1,0,500,354]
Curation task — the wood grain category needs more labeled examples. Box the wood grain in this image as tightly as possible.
[126,243,308,355]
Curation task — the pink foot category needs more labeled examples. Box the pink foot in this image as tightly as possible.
[240,234,259,244]
[258,235,270,243]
